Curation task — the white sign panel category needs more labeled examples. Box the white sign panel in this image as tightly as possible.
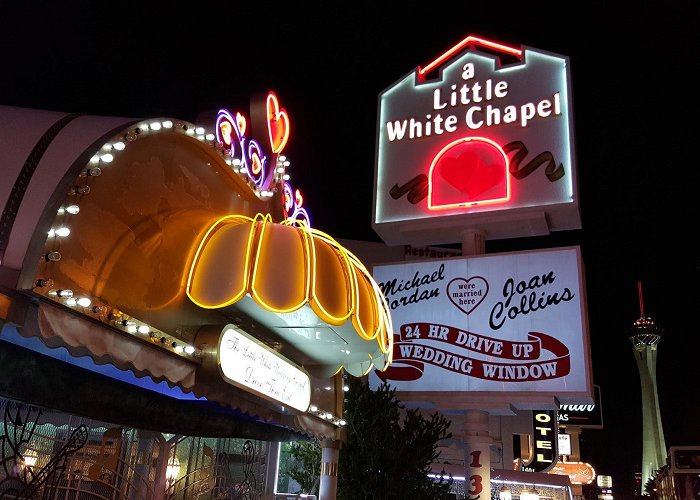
[597,475,612,488]
[218,325,311,411]
[558,433,572,456]
[369,246,592,407]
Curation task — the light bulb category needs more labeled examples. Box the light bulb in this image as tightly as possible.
[520,486,539,500]
[35,278,54,288]
[499,486,512,500]
[71,185,90,195]
[45,251,61,262]
[76,297,91,307]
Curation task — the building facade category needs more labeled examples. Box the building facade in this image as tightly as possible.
[0,100,393,499]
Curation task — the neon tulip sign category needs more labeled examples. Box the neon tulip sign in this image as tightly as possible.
[372,35,580,245]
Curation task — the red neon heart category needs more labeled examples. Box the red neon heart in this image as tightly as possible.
[429,138,508,208]
[438,143,504,198]
[267,93,289,154]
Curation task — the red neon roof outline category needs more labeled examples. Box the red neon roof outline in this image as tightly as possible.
[418,35,523,80]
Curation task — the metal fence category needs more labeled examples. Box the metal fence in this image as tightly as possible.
[0,399,268,499]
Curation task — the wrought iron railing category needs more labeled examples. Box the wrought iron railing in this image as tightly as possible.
[0,398,268,500]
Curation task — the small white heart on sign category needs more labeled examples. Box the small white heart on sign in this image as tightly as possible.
[446,276,489,314]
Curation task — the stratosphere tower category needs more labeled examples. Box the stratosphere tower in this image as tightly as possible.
[628,282,666,489]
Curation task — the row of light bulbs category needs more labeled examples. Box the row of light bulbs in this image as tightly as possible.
[37,280,200,357]
[36,120,217,360]
[306,384,350,427]
[38,116,298,364]
[308,404,346,427]
[107,118,291,200]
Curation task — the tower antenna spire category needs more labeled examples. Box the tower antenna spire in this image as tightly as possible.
[638,280,645,317]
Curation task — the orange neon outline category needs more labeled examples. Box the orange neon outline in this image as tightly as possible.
[418,35,523,79]
[340,357,373,378]
[374,279,394,360]
[357,355,376,377]
[186,213,394,360]
[302,225,354,326]
[219,120,233,147]
[249,214,311,313]
[427,136,511,210]
[330,365,345,377]
[235,112,246,136]
[349,262,378,343]
[267,92,290,154]
[251,151,263,175]
[346,250,393,356]
[186,214,258,309]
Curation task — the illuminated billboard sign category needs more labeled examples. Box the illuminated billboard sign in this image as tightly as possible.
[521,410,558,473]
[549,461,596,485]
[368,246,593,409]
[558,384,603,428]
[373,35,580,245]
[558,433,572,456]
[670,447,700,473]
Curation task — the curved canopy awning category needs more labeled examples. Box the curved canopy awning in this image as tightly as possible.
[187,213,392,377]
[0,103,394,440]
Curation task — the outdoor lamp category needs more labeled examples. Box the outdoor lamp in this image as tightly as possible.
[498,485,512,500]
[519,485,540,500]
[21,449,38,469]
[166,455,181,484]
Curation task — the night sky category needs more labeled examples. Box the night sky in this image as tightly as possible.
[2,2,698,498]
